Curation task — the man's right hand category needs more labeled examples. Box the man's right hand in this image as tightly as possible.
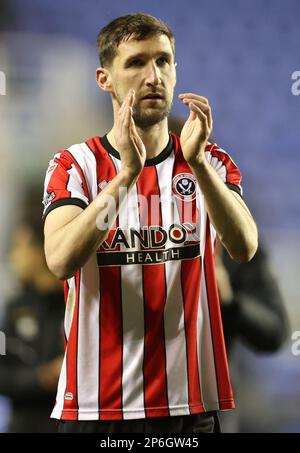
[114,89,146,178]
[44,92,147,281]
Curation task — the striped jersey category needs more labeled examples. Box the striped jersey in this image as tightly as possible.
[42,132,242,421]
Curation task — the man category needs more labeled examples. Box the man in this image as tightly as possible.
[42,13,258,433]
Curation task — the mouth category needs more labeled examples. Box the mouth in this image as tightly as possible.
[141,93,164,101]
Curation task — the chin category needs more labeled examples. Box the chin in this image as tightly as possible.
[134,108,170,128]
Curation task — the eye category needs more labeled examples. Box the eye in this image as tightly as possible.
[128,59,144,68]
[156,57,169,66]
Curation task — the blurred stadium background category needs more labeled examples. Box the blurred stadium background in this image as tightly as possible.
[0,0,299,432]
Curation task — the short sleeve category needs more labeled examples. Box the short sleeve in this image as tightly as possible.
[205,143,243,197]
[42,150,89,220]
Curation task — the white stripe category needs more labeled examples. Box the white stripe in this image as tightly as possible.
[67,142,98,202]
[198,262,220,409]
[64,278,76,340]
[51,353,67,418]
[196,189,220,409]
[209,155,227,183]
[74,142,99,200]
[157,153,189,415]
[72,143,100,418]
[65,164,89,205]
[77,256,101,419]
[52,278,75,417]
[118,180,146,419]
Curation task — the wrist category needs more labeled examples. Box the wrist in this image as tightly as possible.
[187,152,207,171]
[119,167,140,186]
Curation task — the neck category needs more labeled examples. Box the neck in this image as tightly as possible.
[107,118,170,160]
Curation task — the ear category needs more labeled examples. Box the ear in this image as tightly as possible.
[96,67,113,93]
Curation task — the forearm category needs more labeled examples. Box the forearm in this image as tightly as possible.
[45,169,137,279]
[189,158,258,262]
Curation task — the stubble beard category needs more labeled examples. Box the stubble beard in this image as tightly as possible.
[132,99,172,128]
[115,91,173,129]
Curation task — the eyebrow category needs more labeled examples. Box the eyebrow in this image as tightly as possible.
[124,51,173,65]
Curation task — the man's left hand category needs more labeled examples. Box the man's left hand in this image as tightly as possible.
[179,93,213,166]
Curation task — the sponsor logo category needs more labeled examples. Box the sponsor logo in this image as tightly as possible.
[101,223,199,251]
[47,163,58,174]
[42,191,55,209]
[97,223,200,266]
[64,392,73,401]
[97,243,200,266]
[172,173,196,200]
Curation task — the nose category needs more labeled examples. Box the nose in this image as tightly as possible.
[145,61,161,86]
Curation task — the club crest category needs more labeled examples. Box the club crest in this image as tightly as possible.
[172,173,197,200]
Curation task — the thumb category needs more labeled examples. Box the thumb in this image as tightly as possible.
[130,117,145,152]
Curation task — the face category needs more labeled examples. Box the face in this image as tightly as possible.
[108,34,176,128]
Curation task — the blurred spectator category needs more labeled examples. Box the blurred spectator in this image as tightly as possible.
[0,187,64,433]
[218,243,289,354]
[216,243,289,432]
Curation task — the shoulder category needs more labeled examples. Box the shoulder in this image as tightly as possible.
[64,136,102,164]
[205,142,234,161]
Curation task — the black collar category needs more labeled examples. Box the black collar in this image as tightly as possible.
[100,134,174,167]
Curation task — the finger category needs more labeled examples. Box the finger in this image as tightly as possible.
[119,105,131,141]
[120,90,134,125]
[130,116,144,153]
[184,99,212,130]
[186,107,197,122]
[129,116,140,144]
[130,114,138,134]
[128,89,135,108]
[122,105,132,131]
[118,89,134,117]
[182,98,209,111]
[179,93,208,104]
[118,98,127,118]
[129,132,139,153]
[189,102,209,129]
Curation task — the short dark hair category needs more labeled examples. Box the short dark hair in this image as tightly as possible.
[97,13,175,68]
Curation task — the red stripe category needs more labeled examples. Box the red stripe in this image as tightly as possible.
[99,266,123,420]
[64,150,91,202]
[204,219,234,407]
[47,150,90,206]
[62,272,81,420]
[87,137,124,420]
[181,257,204,413]
[137,167,169,417]
[47,152,72,201]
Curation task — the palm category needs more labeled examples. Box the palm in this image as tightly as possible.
[178,94,213,165]
[180,112,206,164]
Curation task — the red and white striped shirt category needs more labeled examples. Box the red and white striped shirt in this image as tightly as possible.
[42,132,242,421]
